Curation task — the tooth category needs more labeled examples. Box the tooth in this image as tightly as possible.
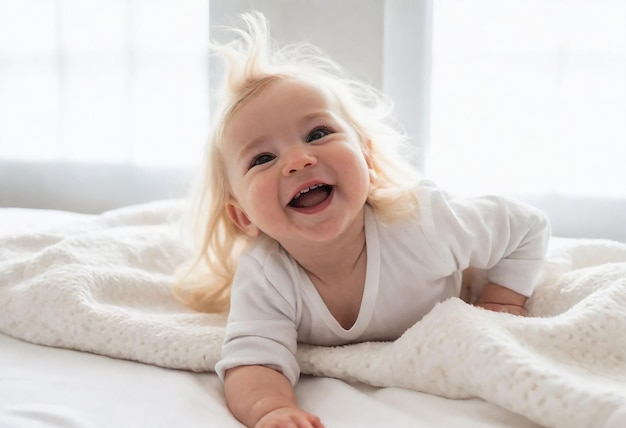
[293,184,325,201]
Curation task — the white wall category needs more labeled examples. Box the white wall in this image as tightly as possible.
[209,0,386,87]
[0,161,189,213]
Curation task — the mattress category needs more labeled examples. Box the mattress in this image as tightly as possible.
[1,203,624,428]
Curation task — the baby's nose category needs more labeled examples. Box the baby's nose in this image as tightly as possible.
[282,147,317,175]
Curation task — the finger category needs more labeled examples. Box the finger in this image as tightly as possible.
[308,414,324,428]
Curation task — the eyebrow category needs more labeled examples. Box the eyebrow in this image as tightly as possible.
[236,134,267,166]
[299,111,335,125]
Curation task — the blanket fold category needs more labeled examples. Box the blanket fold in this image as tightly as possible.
[1,201,625,428]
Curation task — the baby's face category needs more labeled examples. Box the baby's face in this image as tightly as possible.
[221,78,372,251]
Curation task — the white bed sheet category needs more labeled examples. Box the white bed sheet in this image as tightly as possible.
[0,207,539,428]
[0,333,538,428]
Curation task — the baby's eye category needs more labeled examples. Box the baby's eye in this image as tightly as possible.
[306,126,332,142]
[249,153,276,169]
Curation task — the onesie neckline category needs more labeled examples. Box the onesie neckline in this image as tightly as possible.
[300,205,380,340]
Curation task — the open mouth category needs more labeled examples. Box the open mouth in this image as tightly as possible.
[288,184,333,209]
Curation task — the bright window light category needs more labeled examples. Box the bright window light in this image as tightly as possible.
[0,0,210,166]
[426,0,626,198]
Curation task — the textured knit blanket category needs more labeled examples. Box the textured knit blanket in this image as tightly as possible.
[1,201,625,428]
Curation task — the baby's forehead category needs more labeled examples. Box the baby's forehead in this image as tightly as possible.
[228,76,345,125]
[253,76,338,107]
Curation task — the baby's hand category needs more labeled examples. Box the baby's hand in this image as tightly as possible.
[475,302,528,316]
[474,282,529,316]
[255,407,324,428]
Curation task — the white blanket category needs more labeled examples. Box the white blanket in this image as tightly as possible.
[1,201,625,428]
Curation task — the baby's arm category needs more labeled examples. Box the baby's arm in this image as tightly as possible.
[224,365,324,428]
[418,186,550,314]
[474,282,528,316]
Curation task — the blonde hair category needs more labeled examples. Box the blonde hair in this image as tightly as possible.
[173,12,422,313]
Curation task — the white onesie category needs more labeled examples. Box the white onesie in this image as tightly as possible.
[215,185,550,385]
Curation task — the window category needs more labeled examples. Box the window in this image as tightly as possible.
[426,0,626,199]
[0,0,209,166]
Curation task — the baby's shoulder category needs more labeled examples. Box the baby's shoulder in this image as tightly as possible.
[239,236,303,292]
[243,236,293,270]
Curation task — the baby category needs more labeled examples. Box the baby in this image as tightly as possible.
[175,13,551,428]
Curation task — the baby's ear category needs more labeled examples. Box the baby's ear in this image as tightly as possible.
[225,201,261,237]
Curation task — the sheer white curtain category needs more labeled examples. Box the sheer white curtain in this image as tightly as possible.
[0,0,209,166]
[425,0,626,199]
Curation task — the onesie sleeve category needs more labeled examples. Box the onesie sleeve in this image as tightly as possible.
[215,251,300,386]
[418,185,551,296]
